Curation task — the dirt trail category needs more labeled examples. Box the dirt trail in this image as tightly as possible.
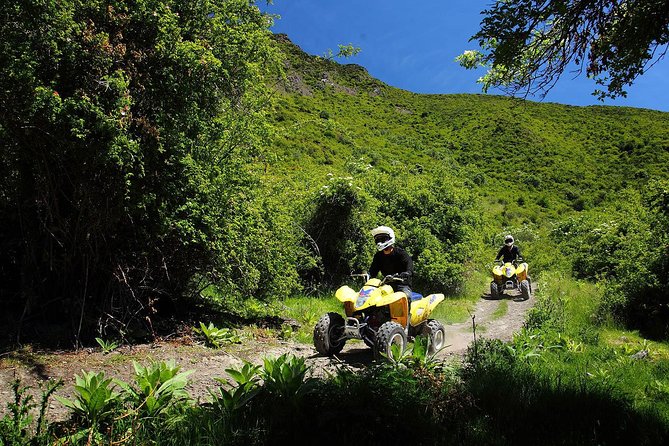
[0,290,534,422]
[439,292,534,356]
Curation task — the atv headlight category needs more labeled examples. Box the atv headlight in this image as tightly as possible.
[356,289,372,307]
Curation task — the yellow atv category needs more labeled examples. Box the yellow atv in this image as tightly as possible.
[491,259,532,300]
[314,274,446,359]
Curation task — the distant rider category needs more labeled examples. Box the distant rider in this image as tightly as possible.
[496,235,522,264]
[368,226,413,300]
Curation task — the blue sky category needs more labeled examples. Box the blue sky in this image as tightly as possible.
[261,0,669,112]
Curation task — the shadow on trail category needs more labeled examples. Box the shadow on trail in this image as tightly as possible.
[480,292,530,302]
[1,350,51,381]
[310,346,375,369]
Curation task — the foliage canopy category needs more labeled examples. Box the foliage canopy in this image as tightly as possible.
[459,0,669,99]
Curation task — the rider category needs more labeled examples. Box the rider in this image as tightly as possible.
[496,235,522,264]
[368,226,413,300]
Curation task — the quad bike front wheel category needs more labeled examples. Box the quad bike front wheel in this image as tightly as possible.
[422,319,446,354]
[314,312,346,356]
[520,280,531,300]
[490,281,500,298]
[374,321,406,360]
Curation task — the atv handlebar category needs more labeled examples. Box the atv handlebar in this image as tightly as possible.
[382,274,406,285]
[494,258,525,266]
[350,273,370,283]
[350,273,406,285]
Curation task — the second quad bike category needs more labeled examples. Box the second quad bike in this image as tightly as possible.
[490,259,532,300]
[314,274,446,359]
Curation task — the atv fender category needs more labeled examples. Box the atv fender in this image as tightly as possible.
[516,263,529,281]
[335,286,357,304]
[335,286,358,317]
[409,293,445,326]
[388,295,409,329]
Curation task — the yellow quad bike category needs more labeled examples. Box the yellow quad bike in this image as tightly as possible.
[313,274,446,359]
[490,259,532,300]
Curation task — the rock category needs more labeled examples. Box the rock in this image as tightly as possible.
[630,349,648,360]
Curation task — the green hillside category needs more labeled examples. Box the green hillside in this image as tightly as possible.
[268,34,669,227]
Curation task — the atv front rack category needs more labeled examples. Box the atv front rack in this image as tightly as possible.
[343,317,366,339]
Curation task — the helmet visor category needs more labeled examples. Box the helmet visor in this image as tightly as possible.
[374,234,391,244]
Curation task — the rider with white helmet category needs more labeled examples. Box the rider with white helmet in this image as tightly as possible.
[368,226,413,299]
[496,235,522,263]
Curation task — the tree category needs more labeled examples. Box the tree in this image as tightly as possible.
[0,0,282,343]
[458,0,669,100]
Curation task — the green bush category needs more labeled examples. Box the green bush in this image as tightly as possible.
[300,175,377,286]
[55,371,121,428]
[298,166,482,293]
[116,360,193,418]
[552,183,669,338]
[0,0,282,340]
[368,168,481,292]
[195,322,241,348]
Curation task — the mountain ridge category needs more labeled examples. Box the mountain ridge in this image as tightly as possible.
[272,33,669,114]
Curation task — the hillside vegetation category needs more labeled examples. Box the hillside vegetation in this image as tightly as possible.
[270,33,669,222]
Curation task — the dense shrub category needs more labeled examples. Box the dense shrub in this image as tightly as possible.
[369,168,481,292]
[552,183,669,338]
[300,175,378,286]
[0,0,281,342]
[299,166,481,292]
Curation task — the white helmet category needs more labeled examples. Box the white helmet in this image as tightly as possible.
[371,226,395,251]
[504,235,514,247]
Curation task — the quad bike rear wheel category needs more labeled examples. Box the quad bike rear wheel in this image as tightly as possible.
[422,319,446,354]
[314,312,346,355]
[374,321,406,360]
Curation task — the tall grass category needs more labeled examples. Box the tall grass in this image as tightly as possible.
[506,269,669,428]
[463,338,669,445]
[281,294,342,343]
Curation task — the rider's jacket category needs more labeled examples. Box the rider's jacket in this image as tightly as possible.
[496,245,522,263]
[369,246,413,287]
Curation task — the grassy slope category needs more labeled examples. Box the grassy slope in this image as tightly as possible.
[266,34,669,229]
[262,30,669,311]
